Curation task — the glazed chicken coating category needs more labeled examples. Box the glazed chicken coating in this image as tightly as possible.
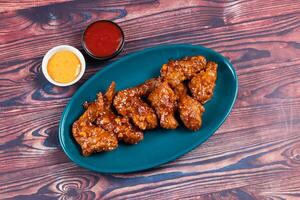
[114,94,157,130]
[161,56,207,87]
[174,82,205,131]
[72,94,118,156]
[178,95,205,131]
[97,111,143,144]
[126,78,162,96]
[102,81,115,108]
[95,82,144,144]
[113,78,161,130]
[173,82,188,97]
[189,61,218,104]
[148,82,178,129]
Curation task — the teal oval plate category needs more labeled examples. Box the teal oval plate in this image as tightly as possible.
[59,44,238,173]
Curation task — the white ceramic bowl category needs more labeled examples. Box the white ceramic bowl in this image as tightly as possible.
[42,45,86,87]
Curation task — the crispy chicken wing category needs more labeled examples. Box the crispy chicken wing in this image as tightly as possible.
[132,78,162,96]
[72,94,118,156]
[95,82,144,144]
[113,78,161,130]
[96,112,143,144]
[161,56,207,87]
[148,82,178,129]
[178,94,205,131]
[189,61,218,104]
[103,81,115,107]
[174,82,205,131]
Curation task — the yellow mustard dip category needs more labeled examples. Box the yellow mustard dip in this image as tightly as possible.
[47,51,81,84]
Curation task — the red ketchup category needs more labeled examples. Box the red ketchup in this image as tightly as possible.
[83,20,124,59]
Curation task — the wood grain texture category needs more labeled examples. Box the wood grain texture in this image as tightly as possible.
[1,0,300,199]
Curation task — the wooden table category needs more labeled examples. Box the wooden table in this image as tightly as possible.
[1,1,300,199]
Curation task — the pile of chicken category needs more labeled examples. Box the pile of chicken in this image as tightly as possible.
[72,56,217,156]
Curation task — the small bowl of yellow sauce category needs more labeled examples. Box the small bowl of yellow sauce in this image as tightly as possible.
[42,45,86,86]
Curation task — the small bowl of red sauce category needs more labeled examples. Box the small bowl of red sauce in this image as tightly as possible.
[82,20,125,60]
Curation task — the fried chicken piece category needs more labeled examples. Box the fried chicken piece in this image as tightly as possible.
[95,82,144,144]
[103,81,115,107]
[124,78,162,96]
[161,56,207,87]
[189,61,218,104]
[174,83,205,131]
[72,94,118,156]
[148,82,178,129]
[97,113,143,144]
[113,79,160,130]
[114,94,157,130]
[178,94,205,131]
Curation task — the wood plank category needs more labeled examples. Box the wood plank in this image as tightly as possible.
[0,0,71,12]
[0,0,156,13]
[194,176,300,200]
[1,122,300,199]
[1,0,300,199]
[1,0,300,63]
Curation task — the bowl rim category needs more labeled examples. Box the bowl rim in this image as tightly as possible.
[81,20,125,60]
[42,45,86,87]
